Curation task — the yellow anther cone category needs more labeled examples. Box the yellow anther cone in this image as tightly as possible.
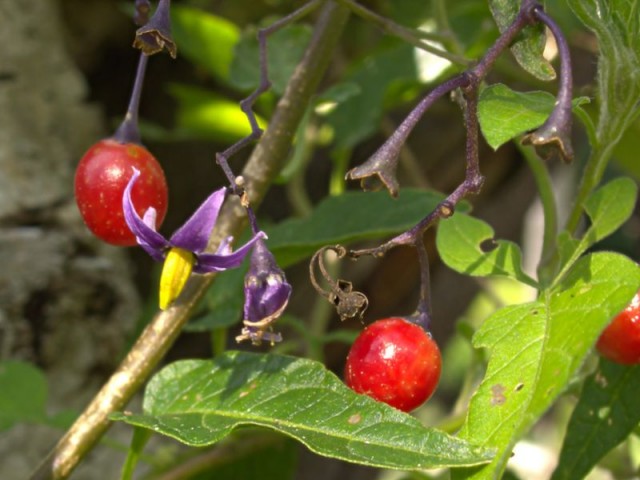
[159,247,195,309]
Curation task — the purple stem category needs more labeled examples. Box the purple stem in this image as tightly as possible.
[112,52,148,144]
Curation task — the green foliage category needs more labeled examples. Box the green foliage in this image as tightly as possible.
[477,84,589,150]
[0,360,48,430]
[113,352,494,470]
[488,0,554,80]
[436,212,536,286]
[230,24,313,95]
[268,188,457,267]
[171,5,240,83]
[552,360,640,480]
[555,177,638,284]
[325,43,420,150]
[0,360,75,431]
[452,253,640,479]
[567,0,640,147]
[167,83,266,142]
[185,436,298,480]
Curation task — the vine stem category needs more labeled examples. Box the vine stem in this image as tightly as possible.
[30,3,350,479]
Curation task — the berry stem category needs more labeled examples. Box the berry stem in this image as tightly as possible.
[112,52,148,145]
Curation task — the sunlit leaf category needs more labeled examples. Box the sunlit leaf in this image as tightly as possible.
[478,84,590,150]
[452,253,640,479]
[113,352,494,470]
[168,83,266,142]
[436,212,536,286]
[555,177,637,282]
[488,0,555,80]
[171,6,240,82]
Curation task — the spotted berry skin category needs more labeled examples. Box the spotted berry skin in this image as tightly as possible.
[75,139,168,246]
[596,290,640,365]
[344,317,441,412]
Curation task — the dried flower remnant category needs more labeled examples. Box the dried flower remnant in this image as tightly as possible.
[521,6,574,163]
[309,246,369,322]
[133,0,177,58]
[123,168,265,309]
[236,238,292,345]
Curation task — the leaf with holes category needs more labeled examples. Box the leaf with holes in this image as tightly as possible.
[436,212,536,287]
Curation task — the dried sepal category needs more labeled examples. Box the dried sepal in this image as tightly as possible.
[133,0,177,58]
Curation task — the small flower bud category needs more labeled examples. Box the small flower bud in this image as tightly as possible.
[236,238,291,345]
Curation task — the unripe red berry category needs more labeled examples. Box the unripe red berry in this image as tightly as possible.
[596,290,640,365]
[74,139,168,246]
[344,317,441,412]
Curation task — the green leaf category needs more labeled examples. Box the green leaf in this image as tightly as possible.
[229,24,312,96]
[171,6,240,83]
[0,361,47,430]
[452,252,640,479]
[113,352,494,470]
[186,267,245,332]
[567,0,640,147]
[613,116,640,181]
[584,176,638,242]
[185,436,298,480]
[435,212,536,286]
[167,84,266,143]
[325,44,419,149]
[268,189,459,267]
[554,177,638,283]
[478,84,590,150]
[488,0,555,81]
[552,360,640,480]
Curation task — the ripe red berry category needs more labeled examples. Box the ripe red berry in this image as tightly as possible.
[344,317,441,412]
[75,139,168,246]
[596,290,640,365]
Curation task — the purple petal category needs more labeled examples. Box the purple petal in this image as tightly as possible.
[169,187,226,253]
[243,238,291,321]
[193,231,267,274]
[123,168,170,259]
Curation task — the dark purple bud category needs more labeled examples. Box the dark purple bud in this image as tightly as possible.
[236,238,291,345]
[133,0,177,58]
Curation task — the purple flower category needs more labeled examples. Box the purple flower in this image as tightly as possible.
[236,238,291,345]
[123,168,265,308]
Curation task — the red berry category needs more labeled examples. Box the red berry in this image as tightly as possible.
[74,139,168,246]
[344,317,441,412]
[596,290,640,365]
